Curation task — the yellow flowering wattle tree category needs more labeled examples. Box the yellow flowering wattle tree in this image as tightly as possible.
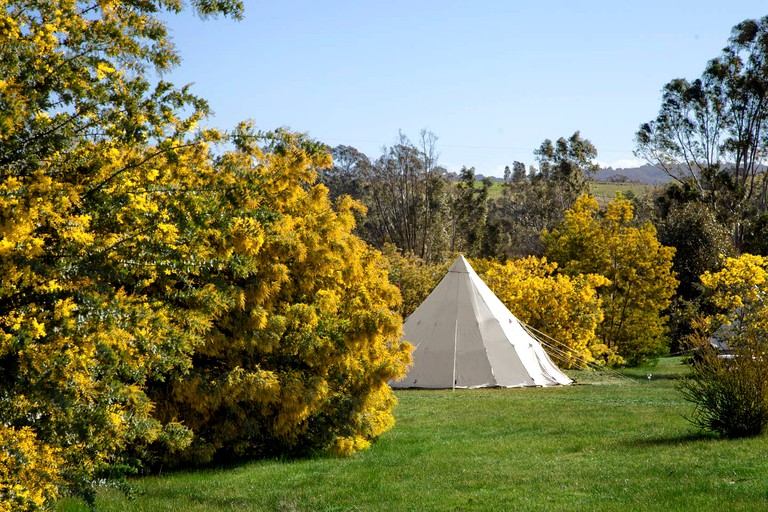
[472,257,615,368]
[1,0,261,508]
[149,127,412,465]
[543,195,678,365]
[2,0,412,504]
[698,254,768,345]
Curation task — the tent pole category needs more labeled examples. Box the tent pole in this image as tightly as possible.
[452,318,458,391]
[452,266,461,391]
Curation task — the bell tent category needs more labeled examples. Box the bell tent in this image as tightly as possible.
[390,255,572,389]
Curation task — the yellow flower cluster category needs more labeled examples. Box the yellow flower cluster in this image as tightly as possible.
[700,254,768,342]
[0,426,61,511]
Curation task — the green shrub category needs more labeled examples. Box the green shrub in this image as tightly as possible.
[680,341,768,438]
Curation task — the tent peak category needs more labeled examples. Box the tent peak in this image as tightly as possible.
[448,254,472,274]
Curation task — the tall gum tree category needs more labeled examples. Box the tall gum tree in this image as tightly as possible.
[636,16,768,249]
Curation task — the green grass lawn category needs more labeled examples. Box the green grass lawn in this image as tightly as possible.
[58,358,768,512]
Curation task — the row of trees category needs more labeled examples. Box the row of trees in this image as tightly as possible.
[1,2,410,510]
[322,130,600,262]
[384,193,678,369]
[321,126,681,366]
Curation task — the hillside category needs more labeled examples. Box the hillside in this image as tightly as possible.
[594,164,672,184]
[471,164,672,185]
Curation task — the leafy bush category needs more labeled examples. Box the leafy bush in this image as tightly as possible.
[149,131,412,466]
[679,254,768,437]
[680,342,768,437]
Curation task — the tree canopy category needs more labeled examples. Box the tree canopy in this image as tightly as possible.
[543,195,678,365]
[636,16,768,250]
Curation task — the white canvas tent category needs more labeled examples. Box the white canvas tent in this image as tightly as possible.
[390,255,572,389]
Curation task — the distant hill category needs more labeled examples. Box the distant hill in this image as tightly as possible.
[466,164,673,185]
[594,164,671,184]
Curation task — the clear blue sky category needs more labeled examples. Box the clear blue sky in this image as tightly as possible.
[162,1,767,177]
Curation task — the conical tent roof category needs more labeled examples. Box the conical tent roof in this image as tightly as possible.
[390,255,572,389]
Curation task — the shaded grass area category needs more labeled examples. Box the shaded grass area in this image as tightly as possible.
[59,358,768,511]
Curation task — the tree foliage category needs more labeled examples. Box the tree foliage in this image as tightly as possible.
[656,202,734,348]
[543,195,678,365]
[358,131,451,262]
[0,0,245,505]
[699,254,768,341]
[533,131,599,211]
[0,426,60,512]
[486,132,599,259]
[636,16,768,249]
[320,145,371,202]
[1,0,412,507]
[150,131,412,464]
[451,167,491,257]
[658,202,733,300]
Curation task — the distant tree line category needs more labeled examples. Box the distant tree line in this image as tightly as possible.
[321,130,599,262]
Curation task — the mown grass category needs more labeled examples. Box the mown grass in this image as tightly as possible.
[58,358,768,512]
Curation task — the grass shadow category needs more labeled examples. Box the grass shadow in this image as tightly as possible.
[623,431,719,448]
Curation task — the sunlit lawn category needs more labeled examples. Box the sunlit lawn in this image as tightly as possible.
[58,358,768,511]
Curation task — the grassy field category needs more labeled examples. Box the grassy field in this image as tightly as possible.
[590,181,662,206]
[484,180,661,204]
[58,358,768,512]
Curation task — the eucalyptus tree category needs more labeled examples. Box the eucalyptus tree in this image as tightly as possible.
[360,130,451,262]
[534,131,599,210]
[485,132,599,259]
[636,16,768,249]
[450,166,491,257]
